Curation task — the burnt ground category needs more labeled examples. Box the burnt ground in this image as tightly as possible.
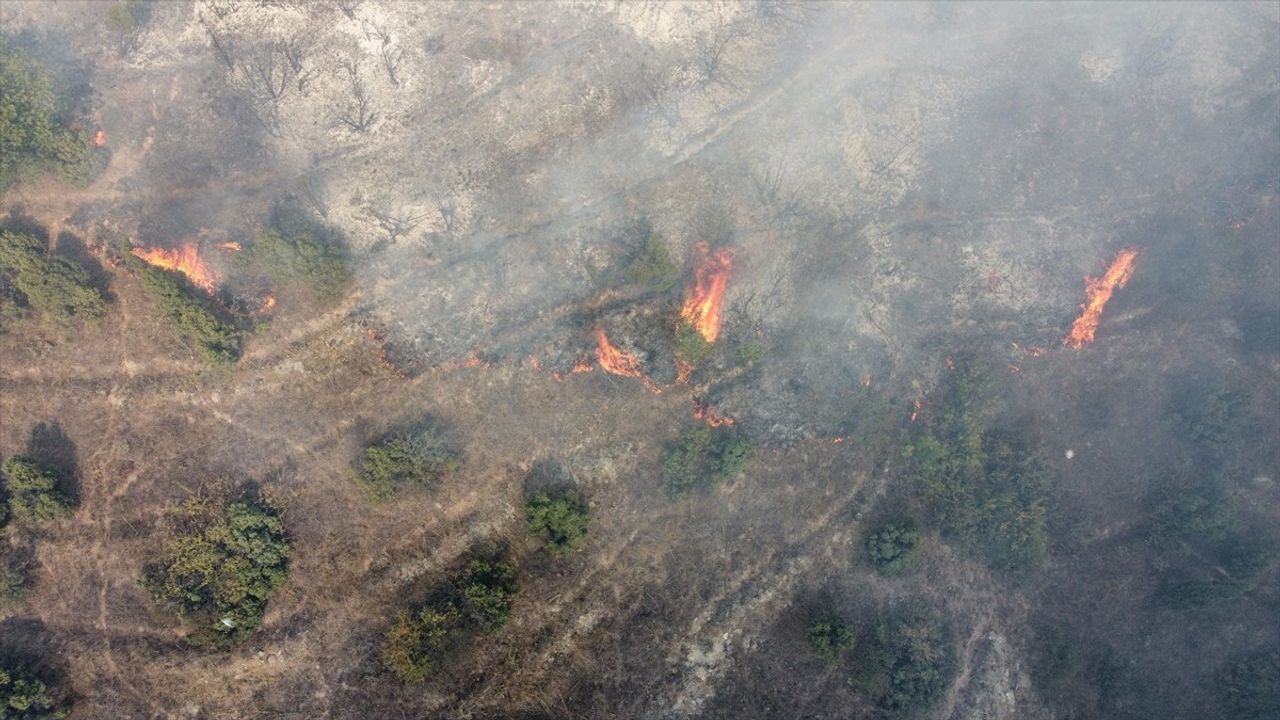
[2,2,1279,719]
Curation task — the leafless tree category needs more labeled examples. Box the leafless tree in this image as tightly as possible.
[335,61,378,132]
[361,204,431,245]
[231,38,316,130]
[297,171,329,220]
[689,30,746,92]
[336,0,363,21]
[751,159,803,225]
[362,18,403,87]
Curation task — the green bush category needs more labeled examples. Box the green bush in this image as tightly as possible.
[735,339,766,366]
[674,320,714,365]
[459,558,519,633]
[0,230,106,324]
[0,662,70,719]
[1156,579,1249,609]
[238,230,353,302]
[525,490,589,555]
[661,426,753,499]
[381,555,521,683]
[0,550,31,603]
[143,495,290,647]
[865,518,922,575]
[1220,652,1280,720]
[623,226,679,292]
[0,41,94,189]
[137,263,241,364]
[1,456,74,524]
[1169,380,1250,452]
[1146,479,1233,545]
[807,616,853,660]
[355,427,460,500]
[382,605,465,683]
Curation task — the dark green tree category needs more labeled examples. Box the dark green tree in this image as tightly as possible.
[865,518,922,575]
[525,490,589,555]
[136,263,241,364]
[238,230,353,302]
[661,426,753,499]
[381,605,465,683]
[807,615,853,660]
[459,558,519,633]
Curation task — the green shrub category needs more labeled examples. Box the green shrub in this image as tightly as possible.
[661,426,753,499]
[1169,380,1250,452]
[807,615,853,660]
[0,41,94,189]
[355,427,460,500]
[865,518,922,575]
[0,662,70,719]
[1220,652,1280,720]
[143,495,290,647]
[137,263,241,364]
[623,226,679,292]
[1146,479,1233,545]
[239,230,353,302]
[0,549,31,603]
[459,558,519,633]
[525,490,589,555]
[1,456,74,524]
[735,339,766,366]
[0,230,106,324]
[674,320,714,365]
[381,555,521,682]
[382,605,465,683]
[905,359,1049,575]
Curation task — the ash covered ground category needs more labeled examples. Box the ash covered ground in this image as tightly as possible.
[1,2,1277,719]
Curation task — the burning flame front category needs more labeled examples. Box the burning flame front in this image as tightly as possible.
[680,242,735,343]
[1064,248,1140,349]
[130,242,220,294]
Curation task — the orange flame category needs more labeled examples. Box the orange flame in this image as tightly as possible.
[675,359,694,384]
[216,241,242,252]
[92,130,106,147]
[1064,248,1140,349]
[680,242,735,343]
[258,294,277,312]
[910,398,923,423]
[595,327,660,393]
[692,396,734,427]
[131,242,219,293]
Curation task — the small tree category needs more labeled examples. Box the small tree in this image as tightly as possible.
[674,320,714,365]
[661,426,754,499]
[239,230,353,302]
[865,518,922,575]
[382,605,464,683]
[525,490,589,555]
[1,456,74,524]
[807,615,853,660]
[623,228,679,292]
[355,426,459,500]
[0,41,94,188]
[136,263,241,364]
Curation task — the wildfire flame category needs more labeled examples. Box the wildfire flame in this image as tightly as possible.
[258,294,277,313]
[692,396,735,427]
[131,242,219,293]
[680,242,735,343]
[595,327,660,393]
[92,130,106,147]
[910,398,923,423]
[216,241,242,252]
[1064,248,1140,349]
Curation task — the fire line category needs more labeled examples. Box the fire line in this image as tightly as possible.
[1064,248,1140,349]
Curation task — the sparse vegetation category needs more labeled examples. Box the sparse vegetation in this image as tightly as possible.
[623,224,679,292]
[806,615,853,660]
[1146,478,1233,545]
[906,358,1049,575]
[238,230,353,302]
[142,494,290,647]
[1155,579,1250,609]
[1,456,74,525]
[0,230,107,325]
[525,489,589,555]
[864,517,922,575]
[661,425,753,499]
[136,262,241,363]
[829,604,957,715]
[355,426,460,500]
[0,41,94,189]
[1220,652,1280,720]
[381,555,520,683]
[0,661,70,720]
